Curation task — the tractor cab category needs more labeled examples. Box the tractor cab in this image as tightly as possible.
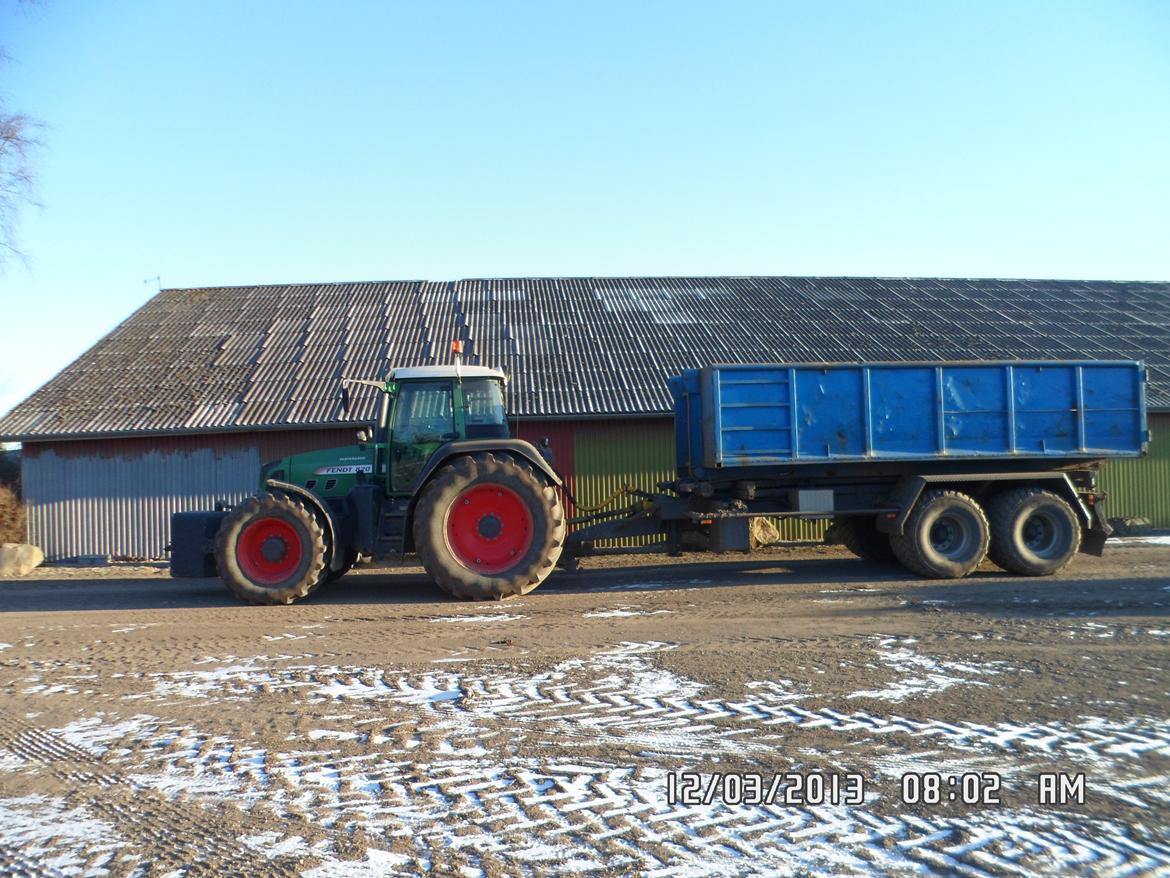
[259,366,510,506]
[377,365,509,493]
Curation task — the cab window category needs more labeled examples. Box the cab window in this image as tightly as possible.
[463,378,508,439]
[392,381,455,442]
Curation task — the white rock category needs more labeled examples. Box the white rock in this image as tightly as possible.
[0,543,45,577]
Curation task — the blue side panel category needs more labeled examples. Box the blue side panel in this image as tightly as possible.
[712,367,793,463]
[670,369,706,478]
[1014,365,1077,453]
[685,360,1147,473]
[1082,364,1146,452]
[942,365,1009,454]
[794,368,865,458]
[870,367,936,456]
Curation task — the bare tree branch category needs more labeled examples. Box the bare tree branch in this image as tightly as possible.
[0,7,44,268]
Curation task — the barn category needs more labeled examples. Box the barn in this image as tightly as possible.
[1,276,1167,561]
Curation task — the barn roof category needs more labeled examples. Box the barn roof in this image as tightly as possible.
[2,276,1168,440]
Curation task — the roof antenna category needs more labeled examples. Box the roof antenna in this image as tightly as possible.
[143,275,161,292]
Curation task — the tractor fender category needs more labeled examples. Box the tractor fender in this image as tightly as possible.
[414,439,563,491]
[265,479,346,571]
[401,440,564,554]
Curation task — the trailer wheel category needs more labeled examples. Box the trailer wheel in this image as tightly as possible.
[215,494,328,605]
[891,490,989,578]
[831,516,896,562]
[413,452,565,600]
[987,488,1081,576]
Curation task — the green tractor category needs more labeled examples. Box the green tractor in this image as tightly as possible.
[170,360,566,604]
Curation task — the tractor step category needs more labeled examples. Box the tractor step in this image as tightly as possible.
[376,498,410,556]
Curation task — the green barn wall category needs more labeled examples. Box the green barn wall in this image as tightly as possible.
[1098,412,1170,528]
[571,419,675,547]
[569,418,827,546]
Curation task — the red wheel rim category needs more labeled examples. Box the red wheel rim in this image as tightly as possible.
[445,483,534,574]
[236,516,304,585]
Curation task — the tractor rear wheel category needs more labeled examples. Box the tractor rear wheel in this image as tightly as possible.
[413,452,565,600]
[215,494,328,605]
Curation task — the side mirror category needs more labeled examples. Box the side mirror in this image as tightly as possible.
[356,428,371,444]
[340,386,351,415]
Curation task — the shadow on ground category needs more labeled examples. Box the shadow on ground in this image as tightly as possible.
[0,553,1166,616]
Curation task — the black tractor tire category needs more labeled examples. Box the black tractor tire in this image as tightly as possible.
[326,545,360,583]
[412,452,565,600]
[890,489,990,579]
[987,487,1081,576]
[215,493,328,605]
[831,516,897,562]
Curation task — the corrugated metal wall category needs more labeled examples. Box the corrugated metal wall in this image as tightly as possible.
[22,429,357,560]
[515,421,577,517]
[1098,412,1170,527]
[572,418,676,547]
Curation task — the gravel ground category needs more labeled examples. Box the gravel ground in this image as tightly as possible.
[0,541,1168,876]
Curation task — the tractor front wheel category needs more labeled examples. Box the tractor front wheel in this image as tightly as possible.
[215,494,328,605]
[413,452,565,600]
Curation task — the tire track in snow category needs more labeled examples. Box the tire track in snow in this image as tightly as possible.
[0,715,302,878]
[61,641,1170,877]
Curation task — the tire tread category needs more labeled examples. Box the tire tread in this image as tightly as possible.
[987,487,1080,576]
[214,493,328,605]
[890,489,989,579]
[413,452,565,600]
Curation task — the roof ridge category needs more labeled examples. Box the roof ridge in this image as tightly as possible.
[162,274,1170,293]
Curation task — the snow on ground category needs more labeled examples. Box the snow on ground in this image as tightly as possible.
[429,613,527,624]
[4,635,1167,875]
[0,795,124,876]
[1111,535,1170,547]
[848,636,1015,702]
[583,606,674,618]
[4,573,1170,877]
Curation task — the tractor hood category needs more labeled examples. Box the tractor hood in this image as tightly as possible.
[261,445,376,499]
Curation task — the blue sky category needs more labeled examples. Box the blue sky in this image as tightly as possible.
[1,1,1168,419]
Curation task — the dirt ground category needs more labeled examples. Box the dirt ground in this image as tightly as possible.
[0,540,1168,877]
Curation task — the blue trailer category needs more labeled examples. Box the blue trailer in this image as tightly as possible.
[565,360,1148,579]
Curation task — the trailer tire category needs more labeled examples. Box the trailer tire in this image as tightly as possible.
[987,487,1080,576]
[413,452,565,600]
[891,489,989,578]
[215,493,328,605]
[832,516,897,562]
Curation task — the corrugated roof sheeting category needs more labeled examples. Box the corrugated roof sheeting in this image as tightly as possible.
[2,276,1169,440]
